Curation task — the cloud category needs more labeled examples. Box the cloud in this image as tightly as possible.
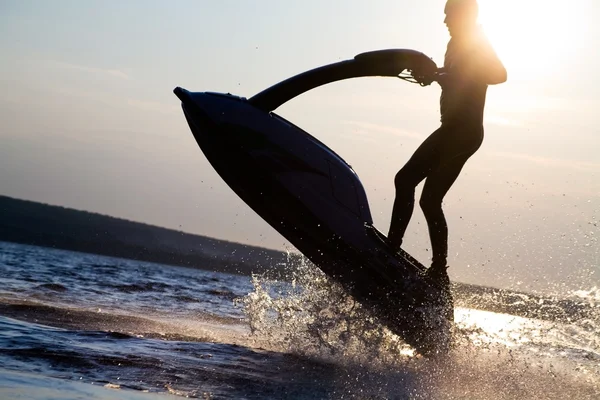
[341,120,424,140]
[489,151,600,171]
[46,60,130,80]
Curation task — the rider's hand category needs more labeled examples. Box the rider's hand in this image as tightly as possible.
[412,68,437,86]
[415,73,435,86]
[409,58,440,86]
[434,71,451,86]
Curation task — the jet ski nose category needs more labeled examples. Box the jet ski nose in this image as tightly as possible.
[173,86,210,124]
[173,87,191,103]
[173,87,216,144]
[173,88,246,142]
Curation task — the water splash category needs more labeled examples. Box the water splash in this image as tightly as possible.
[239,254,418,364]
[238,255,600,398]
[571,286,600,303]
[239,252,600,358]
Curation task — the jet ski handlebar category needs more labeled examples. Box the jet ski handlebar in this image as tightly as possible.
[249,49,438,112]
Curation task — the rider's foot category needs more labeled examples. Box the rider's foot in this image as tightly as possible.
[425,263,451,291]
[425,263,454,322]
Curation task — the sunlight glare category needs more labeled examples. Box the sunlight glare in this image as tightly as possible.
[478,0,591,80]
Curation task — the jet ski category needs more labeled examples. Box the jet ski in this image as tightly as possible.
[174,49,452,356]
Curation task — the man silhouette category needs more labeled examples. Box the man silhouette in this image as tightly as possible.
[387,0,507,289]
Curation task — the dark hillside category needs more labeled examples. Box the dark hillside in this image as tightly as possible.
[0,195,293,276]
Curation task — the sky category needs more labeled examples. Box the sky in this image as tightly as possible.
[1,0,599,293]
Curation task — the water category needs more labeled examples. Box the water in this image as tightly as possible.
[0,240,599,399]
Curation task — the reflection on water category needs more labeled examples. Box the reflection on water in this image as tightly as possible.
[455,307,544,347]
[0,369,166,400]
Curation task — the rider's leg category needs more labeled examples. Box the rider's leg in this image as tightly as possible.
[420,127,484,268]
[419,158,467,268]
[387,128,445,250]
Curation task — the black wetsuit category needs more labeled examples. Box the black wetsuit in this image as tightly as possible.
[388,28,505,268]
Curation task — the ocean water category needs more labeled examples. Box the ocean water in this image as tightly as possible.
[0,240,598,399]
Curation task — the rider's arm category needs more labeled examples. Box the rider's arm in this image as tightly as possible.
[436,34,507,86]
[467,39,507,85]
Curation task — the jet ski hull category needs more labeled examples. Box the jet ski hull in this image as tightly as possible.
[174,49,451,355]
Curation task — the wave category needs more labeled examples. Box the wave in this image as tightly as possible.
[0,299,238,343]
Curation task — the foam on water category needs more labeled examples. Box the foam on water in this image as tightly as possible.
[240,254,419,362]
[240,254,600,399]
[571,286,600,302]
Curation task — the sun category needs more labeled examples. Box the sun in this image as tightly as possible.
[477,0,591,80]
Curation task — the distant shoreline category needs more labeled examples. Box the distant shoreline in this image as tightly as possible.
[0,195,298,279]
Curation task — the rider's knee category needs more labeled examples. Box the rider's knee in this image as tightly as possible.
[419,194,442,215]
[394,169,416,191]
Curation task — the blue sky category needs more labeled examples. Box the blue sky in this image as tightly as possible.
[1,0,598,291]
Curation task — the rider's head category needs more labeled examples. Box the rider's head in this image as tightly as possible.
[444,0,479,38]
